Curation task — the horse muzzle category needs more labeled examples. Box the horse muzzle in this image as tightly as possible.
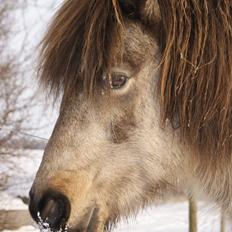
[29,188,107,232]
[29,189,71,231]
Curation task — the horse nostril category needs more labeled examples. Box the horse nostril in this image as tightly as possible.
[29,190,71,230]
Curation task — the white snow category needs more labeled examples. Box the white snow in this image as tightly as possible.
[0,150,43,200]
[115,202,222,232]
[3,226,38,232]
[0,192,28,210]
[1,199,229,232]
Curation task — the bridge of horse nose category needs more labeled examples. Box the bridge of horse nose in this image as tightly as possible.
[29,190,71,230]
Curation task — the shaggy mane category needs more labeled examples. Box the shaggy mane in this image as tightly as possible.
[40,0,232,156]
[158,0,232,156]
[39,0,122,96]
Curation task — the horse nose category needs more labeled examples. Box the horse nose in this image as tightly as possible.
[29,189,71,230]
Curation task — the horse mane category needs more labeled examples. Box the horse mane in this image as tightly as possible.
[40,0,232,157]
[158,1,232,157]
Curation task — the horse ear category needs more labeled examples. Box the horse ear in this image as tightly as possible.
[118,0,160,22]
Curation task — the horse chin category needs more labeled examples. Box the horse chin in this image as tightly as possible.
[67,221,112,232]
[67,207,115,232]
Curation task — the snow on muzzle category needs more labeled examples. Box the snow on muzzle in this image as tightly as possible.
[29,189,71,231]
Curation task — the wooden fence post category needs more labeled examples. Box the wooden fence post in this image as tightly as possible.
[220,211,226,232]
[189,196,197,232]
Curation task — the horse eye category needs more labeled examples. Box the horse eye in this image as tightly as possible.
[110,73,128,89]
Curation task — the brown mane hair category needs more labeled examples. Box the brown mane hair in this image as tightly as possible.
[158,1,232,157]
[39,0,232,156]
[39,0,122,96]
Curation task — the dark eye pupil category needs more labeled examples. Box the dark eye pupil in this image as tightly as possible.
[111,74,127,89]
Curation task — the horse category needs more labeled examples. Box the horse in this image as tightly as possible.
[29,0,232,231]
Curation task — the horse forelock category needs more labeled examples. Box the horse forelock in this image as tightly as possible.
[39,0,232,157]
[39,0,122,97]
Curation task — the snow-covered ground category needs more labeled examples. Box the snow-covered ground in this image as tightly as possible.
[0,150,43,200]
[0,150,230,232]
[1,199,228,232]
[0,203,224,232]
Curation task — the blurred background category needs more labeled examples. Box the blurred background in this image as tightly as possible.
[0,1,229,232]
[0,0,60,231]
